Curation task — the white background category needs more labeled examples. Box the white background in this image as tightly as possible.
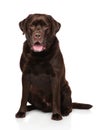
[0,0,101,130]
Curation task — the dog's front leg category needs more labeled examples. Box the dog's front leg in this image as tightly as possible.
[16,74,30,118]
[51,78,62,120]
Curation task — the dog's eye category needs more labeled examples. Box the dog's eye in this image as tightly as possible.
[40,22,47,26]
[32,21,37,26]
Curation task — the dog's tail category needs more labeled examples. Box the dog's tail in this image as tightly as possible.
[72,102,93,109]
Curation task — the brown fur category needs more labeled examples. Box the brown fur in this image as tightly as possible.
[16,14,92,120]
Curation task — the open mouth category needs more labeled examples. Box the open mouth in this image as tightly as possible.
[31,42,46,52]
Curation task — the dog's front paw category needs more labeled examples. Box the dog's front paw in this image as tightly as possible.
[52,113,62,120]
[15,111,26,118]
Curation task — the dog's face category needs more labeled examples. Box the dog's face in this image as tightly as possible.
[19,14,61,52]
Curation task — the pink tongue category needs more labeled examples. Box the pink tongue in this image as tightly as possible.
[32,45,43,52]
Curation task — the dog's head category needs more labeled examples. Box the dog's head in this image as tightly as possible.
[19,14,61,52]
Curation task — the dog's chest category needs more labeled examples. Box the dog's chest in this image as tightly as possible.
[27,61,55,76]
[26,61,55,89]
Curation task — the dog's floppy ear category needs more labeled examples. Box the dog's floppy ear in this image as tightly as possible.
[19,14,32,34]
[48,15,61,36]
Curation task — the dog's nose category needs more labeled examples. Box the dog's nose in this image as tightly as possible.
[35,33,41,39]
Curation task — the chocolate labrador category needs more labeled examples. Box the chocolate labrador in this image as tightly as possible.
[15,14,92,120]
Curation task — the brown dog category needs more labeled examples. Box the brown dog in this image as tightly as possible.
[15,14,92,120]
